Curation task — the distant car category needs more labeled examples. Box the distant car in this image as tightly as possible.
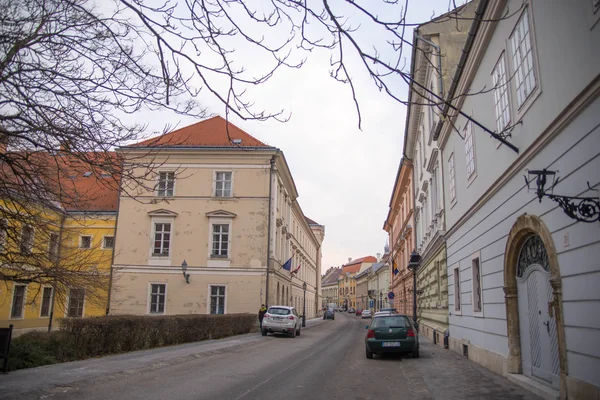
[365,314,419,359]
[348,307,356,313]
[323,308,335,320]
[373,310,396,317]
[261,305,302,338]
[379,308,398,313]
[356,309,363,316]
[361,310,372,319]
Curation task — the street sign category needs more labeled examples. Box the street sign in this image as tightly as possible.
[388,291,395,299]
[369,300,374,308]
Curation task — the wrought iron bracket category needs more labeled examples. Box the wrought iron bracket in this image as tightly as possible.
[525,169,600,223]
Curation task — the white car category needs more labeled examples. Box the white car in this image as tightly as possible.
[261,305,302,337]
[373,310,395,318]
[361,310,372,319]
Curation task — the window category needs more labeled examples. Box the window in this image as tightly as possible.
[79,235,92,249]
[40,287,53,317]
[67,289,85,317]
[0,219,7,252]
[510,9,536,108]
[214,171,232,197]
[492,54,511,133]
[464,122,476,178]
[448,153,456,202]
[472,256,483,314]
[20,225,34,254]
[48,233,59,262]
[149,284,166,314]
[211,224,229,257]
[11,285,26,319]
[152,223,171,256]
[210,286,226,314]
[454,267,461,312]
[103,236,114,249]
[156,172,175,197]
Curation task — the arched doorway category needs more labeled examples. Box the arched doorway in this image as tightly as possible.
[504,214,567,393]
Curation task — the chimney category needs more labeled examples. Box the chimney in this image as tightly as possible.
[348,257,352,263]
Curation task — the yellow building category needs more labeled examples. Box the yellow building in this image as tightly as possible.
[0,152,118,334]
[337,256,376,309]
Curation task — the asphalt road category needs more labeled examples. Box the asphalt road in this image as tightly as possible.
[1,312,542,400]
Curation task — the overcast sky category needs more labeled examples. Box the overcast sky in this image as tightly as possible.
[137,0,462,273]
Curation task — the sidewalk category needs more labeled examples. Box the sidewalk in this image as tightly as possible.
[0,317,327,398]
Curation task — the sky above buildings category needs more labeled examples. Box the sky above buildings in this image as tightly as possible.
[134,0,463,272]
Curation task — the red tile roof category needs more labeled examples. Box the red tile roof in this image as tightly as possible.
[131,116,270,148]
[342,256,377,274]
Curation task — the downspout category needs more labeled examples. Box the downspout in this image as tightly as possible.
[265,156,276,306]
[48,213,66,332]
[415,34,444,98]
[106,159,124,315]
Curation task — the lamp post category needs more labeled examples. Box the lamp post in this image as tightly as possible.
[407,250,422,328]
[181,260,190,284]
[302,281,307,327]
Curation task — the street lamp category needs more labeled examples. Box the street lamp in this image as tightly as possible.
[181,260,190,284]
[407,250,422,328]
[302,281,307,327]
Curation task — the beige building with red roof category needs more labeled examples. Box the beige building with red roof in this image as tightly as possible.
[337,256,376,309]
[109,116,324,318]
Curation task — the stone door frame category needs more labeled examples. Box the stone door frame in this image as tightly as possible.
[503,214,568,397]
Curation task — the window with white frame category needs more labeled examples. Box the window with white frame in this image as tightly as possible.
[152,223,171,256]
[20,225,34,254]
[454,267,461,312]
[149,283,166,314]
[214,171,232,197]
[211,224,229,258]
[472,256,483,314]
[448,153,456,202]
[103,236,114,249]
[156,172,175,197]
[40,287,53,317]
[492,53,511,132]
[210,285,226,314]
[464,122,476,178]
[48,233,59,262]
[79,235,92,249]
[510,9,536,108]
[11,284,26,318]
[0,218,8,252]
[67,288,85,317]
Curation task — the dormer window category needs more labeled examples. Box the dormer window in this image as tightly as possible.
[156,172,175,197]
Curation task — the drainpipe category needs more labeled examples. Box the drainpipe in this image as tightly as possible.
[48,213,66,332]
[265,156,276,306]
[414,34,443,98]
[106,160,123,315]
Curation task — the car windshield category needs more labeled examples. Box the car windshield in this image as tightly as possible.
[267,308,291,315]
[371,316,409,328]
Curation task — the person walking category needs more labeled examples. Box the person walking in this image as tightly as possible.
[258,304,267,330]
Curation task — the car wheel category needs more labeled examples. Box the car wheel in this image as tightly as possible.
[366,347,373,359]
[291,327,296,338]
[297,325,301,336]
[261,329,267,336]
[412,349,420,358]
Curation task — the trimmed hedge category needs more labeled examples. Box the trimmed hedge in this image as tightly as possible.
[9,313,256,371]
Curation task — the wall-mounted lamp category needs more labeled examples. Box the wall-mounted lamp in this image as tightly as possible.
[525,169,599,223]
[181,260,190,284]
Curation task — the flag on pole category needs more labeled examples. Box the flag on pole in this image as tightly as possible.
[281,257,292,271]
[393,261,399,276]
[291,264,301,275]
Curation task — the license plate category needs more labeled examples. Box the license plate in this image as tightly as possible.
[382,342,400,347]
[274,317,283,321]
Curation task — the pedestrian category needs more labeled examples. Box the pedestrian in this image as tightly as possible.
[258,304,267,330]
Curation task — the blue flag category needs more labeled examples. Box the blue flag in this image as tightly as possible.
[281,257,292,271]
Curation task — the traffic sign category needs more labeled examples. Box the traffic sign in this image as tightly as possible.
[388,291,395,299]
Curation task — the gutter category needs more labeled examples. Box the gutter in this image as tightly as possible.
[433,0,489,141]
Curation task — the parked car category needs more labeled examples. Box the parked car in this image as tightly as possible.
[379,308,398,313]
[348,307,356,313]
[356,309,363,316]
[261,305,302,338]
[373,310,395,317]
[365,314,419,359]
[323,308,335,320]
[361,310,372,319]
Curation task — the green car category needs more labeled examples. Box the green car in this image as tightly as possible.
[364,314,419,359]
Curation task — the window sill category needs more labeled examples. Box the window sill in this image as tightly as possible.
[473,311,485,318]
[466,172,478,188]
[9,316,24,320]
[213,196,234,200]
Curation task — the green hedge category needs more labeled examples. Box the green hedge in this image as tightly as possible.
[9,313,256,371]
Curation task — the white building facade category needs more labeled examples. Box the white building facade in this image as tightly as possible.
[435,1,600,399]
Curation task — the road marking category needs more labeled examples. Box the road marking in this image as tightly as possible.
[233,319,351,400]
